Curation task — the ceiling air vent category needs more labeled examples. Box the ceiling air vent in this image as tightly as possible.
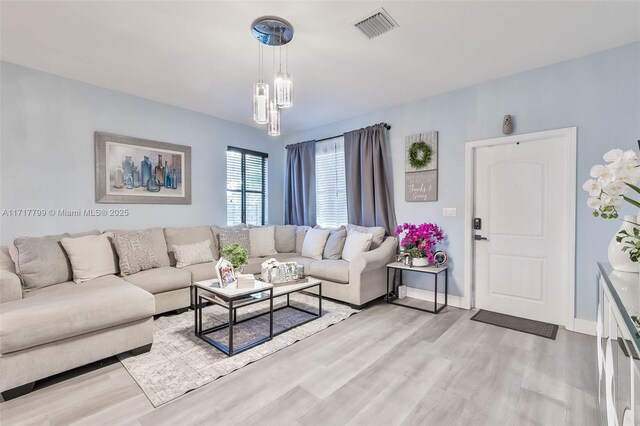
[353,8,398,39]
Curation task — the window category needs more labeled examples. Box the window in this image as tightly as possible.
[226,147,268,226]
[315,137,348,228]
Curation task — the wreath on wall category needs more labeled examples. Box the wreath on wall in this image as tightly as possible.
[408,141,432,169]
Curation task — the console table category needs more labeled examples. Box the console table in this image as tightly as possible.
[597,262,640,426]
[385,262,448,314]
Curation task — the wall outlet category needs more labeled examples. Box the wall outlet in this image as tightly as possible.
[443,208,457,217]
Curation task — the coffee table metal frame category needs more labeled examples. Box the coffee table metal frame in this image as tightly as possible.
[194,279,322,356]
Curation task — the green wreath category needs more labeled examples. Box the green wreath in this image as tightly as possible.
[408,142,432,169]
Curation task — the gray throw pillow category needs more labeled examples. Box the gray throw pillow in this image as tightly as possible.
[13,233,73,290]
[113,230,162,276]
[323,229,347,260]
[13,230,101,291]
[218,229,250,255]
[346,224,386,250]
[274,225,296,253]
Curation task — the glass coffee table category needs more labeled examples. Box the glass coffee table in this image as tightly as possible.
[194,278,322,356]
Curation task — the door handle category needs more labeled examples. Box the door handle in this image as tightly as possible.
[474,235,489,241]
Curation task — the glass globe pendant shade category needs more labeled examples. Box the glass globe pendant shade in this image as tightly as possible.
[253,82,269,124]
[268,99,280,136]
[274,71,293,108]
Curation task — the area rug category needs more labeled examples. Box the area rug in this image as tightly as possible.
[118,293,359,407]
[470,309,558,340]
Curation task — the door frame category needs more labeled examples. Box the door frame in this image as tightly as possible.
[463,127,577,330]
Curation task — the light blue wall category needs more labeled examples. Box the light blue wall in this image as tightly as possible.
[0,62,284,243]
[286,42,640,321]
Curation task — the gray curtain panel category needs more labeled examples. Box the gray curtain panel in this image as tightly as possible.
[344,124,397,235]
[285,140,317,226]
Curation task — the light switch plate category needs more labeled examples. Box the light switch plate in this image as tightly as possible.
[443,208,457,217]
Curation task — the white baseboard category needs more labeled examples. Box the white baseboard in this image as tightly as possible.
[573,318,596,336]
[405,286,465,309]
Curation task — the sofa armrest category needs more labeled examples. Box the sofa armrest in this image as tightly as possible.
[0,270,22,303]
[350,236,398,275]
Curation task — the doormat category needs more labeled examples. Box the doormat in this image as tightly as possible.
[470,309,558,340]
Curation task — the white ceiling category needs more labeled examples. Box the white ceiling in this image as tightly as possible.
[1,1,639,135]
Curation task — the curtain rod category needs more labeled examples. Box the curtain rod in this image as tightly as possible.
[285,123,391,149]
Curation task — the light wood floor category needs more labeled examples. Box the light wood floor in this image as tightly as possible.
[0,303,597,426]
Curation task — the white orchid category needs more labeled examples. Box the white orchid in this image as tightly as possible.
[584,147,640,219]
[582,179,602,196]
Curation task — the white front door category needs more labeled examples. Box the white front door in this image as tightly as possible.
[473,131,575,326]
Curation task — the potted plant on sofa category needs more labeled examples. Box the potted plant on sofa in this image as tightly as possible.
[220,243,248,275]
[394,222,444,267]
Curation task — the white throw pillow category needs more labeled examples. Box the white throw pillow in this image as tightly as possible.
[346,224,385,249]
[301,228,331,260]
[342,230,373,262]
[60,233,119,284]
[249,226,277,257]
[172,240,214,268]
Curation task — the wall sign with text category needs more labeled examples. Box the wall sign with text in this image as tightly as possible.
[405,131,438,202]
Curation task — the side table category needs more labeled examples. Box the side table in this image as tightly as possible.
[386,262,448,314]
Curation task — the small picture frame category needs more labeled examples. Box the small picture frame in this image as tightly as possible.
[216,258,235,288]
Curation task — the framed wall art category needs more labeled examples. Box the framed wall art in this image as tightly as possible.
[405,131,438,202]
[95,132,192,204]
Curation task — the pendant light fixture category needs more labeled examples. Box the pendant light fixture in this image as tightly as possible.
[251,16,294,135]
[252,43,269,124]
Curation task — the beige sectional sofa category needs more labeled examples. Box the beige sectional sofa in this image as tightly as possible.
[0,224,396,399]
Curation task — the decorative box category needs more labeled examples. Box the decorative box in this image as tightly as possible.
[398,284,407,299]
[261,259,304,283]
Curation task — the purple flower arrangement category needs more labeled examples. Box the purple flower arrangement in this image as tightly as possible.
[394,222,444,263]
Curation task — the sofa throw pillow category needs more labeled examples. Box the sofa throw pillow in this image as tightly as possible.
[218,229,250,255]
[346,224,386,250]
[274,225,297,253]
[172,240,214,268]
[113,230,162,276]
[295,226,310,254]
[249,226,277,257]
[211,224,247,254]
[164,226,217,266]
[322,228,347,260]
[301,228,331,261]
[13,233,72,291]
[61,233,119,283]
[342,230,374,262]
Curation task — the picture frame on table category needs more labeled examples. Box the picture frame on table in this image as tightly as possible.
[216,258,236,288]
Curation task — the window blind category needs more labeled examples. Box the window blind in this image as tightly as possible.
[226,147,268,226]
[315,137,348,228]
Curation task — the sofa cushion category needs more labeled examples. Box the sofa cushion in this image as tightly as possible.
[274,225,296,253]
[182,261,216,282]
[113,230,163,276]
[295,226,310,254]
[267,253,298,262]
[346,224,386,250]
[301,229,330,261]
[12,230,100,291]
[218,229,250,255]
[309,260,349,284]
[173,240,214,268]
[0,275,154,354]
[323,229,347,260]
[243,257,265,275]
[342,231,373,262]
[249,226,277,257]
[164,226,217,266]
[211,224,247,254]
[123,266,191,294]
[106,227,170,267]
[61,233,119,283]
